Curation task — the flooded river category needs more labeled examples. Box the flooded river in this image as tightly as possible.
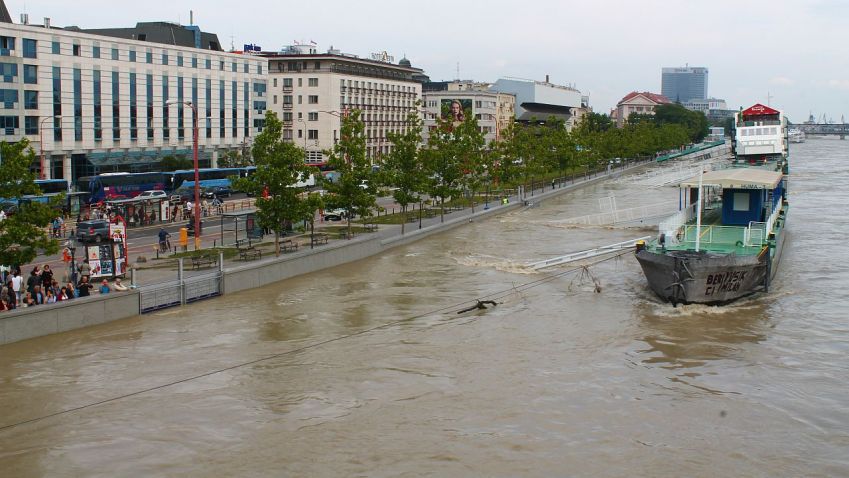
[1,140,847,477]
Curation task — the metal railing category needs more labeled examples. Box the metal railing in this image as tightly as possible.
[139,255,223,313]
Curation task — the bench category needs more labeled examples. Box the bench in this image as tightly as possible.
[364,223,378,232]
[281,239,299,253]
[311,233,329,246]
[238,247,262,261]
[191,254,218,269]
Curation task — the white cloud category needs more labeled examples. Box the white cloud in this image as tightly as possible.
[826,79,849,90]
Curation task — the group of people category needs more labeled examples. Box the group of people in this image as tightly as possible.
[0,262,127,312]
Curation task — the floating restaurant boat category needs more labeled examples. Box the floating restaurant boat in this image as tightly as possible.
[635,103,789,305]
[788,128,806,143]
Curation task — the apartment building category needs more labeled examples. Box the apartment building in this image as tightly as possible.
[263,44,424,166]
[611,91,671,128]
[0,9,267,183]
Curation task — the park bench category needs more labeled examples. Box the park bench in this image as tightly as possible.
[281,239,299,253]
[238,247,262,261]
[191,253,218,269]
[364,223,378,232]
[311,233,329,246]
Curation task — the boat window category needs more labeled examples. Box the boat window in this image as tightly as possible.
[733,192,750,212]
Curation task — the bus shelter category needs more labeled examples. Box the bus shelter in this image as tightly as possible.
[219,209,263,248]
[104,198,171,227]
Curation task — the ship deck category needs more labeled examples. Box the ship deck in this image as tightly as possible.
[647,207,766,256]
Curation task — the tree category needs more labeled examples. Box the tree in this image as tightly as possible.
[422,115,468,222]
[233,111,315,256]
[159,154,192,171]
[653,103,709,143]
[321,110,376,237]
[383,109,426,233]
[0,139,61,267]
[219,146,253,168]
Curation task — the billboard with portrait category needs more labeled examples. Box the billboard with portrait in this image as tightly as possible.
[441,99,472,122]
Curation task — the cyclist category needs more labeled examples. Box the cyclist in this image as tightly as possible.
[158,228,171,252]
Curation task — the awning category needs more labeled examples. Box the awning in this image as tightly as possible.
[678,168,783,189]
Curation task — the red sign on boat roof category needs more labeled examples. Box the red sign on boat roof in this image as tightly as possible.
[742,103,780,117]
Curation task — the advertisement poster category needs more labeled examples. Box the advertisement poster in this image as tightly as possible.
[113,243,127,276]
[441,98,472,123]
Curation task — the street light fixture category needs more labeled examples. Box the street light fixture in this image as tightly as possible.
[39,115,61,179]
[166,100,201,249]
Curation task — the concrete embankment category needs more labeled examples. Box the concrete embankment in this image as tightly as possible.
[2,152,700,346]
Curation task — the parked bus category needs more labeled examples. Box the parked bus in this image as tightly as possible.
[79,167,254,203]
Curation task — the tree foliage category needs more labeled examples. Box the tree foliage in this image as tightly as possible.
[652,103,709,143]
[321,110,377,236]
[0,139,61,267]
[383,109,426,232]
[158,154,192,171]
[233,111,315,256]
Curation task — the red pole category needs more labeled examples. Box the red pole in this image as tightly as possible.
[191,103,201,249]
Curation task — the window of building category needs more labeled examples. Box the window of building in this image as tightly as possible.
[129,49,136,62]
[219,60,224,71]
[273,94,278,104]
[0,63,17,82]
[282,112,292,121]
[283,95,292,104]
[191,56,197,68]
[0,36,14,56]
[23,90,37,109]
[162,51,168,65]
[146,50,153,63]
[297,78,303,87]
[231,62,237,72]
[0,115,19,135]
[23,64,36,84]
[254,100,266,113]
[298,95,302,104]
[314,61,320,69]
[308,129,318,140]
[298,129,302,138]
[51,41,60,54]
[25,116,38,135]
[0,89,19,108]
[257,64,263,75]
[308,112,318,121]
[243,63,249,73]
[23,39,37,59]
[205,58,211,69]
[308,78,318,87]
[308,95,318,104]
[177,55,183,67]
[72,44,81,56]
[283,78,292,88]
[253,118,265,131]
[92,45,100,59]
[273,78,277,88]
[111,48,118,60]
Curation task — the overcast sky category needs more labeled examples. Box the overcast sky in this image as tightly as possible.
[8,0,848,123]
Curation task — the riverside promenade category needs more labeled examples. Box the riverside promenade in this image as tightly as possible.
[1,155,689,346]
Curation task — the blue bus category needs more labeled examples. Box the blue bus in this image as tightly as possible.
[80,168,253,203]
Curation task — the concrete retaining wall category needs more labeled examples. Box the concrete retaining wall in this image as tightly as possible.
[0,291,140,345]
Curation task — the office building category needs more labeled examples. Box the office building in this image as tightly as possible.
[490,76,587,130]
[421,80,515,144]
[661,66,708,103]
[0,5,267,184]
[262,44,424,166]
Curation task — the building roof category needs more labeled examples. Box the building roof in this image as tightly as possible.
[741,103,780,118]
[618,91,671,105]
[679,168,783,190]
[64,22,223,51]
[0,0,11,23]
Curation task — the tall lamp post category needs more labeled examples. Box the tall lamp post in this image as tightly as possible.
[39,115,61,179]
[168,100,200,249]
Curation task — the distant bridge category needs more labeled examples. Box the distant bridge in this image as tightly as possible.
[796,123,848,139]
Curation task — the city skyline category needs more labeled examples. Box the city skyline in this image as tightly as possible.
[8,0,848,123]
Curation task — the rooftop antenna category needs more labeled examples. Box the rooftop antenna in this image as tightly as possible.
[230,35,235,52]
[190,10,194,25]
[456,62,460,81]
[766,91,773,107]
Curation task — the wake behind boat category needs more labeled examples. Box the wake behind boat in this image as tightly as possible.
[635,103,790,305]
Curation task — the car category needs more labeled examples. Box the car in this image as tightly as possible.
[136,190,167,200]
[76,219,111,243]
[323,208,348,221]
[1,201,18,216]
[202,186,232,199]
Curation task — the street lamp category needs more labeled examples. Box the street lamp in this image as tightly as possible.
[167,100,200,249]
[39,115,61,179]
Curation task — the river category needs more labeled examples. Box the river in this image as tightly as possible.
[1,139,847,477]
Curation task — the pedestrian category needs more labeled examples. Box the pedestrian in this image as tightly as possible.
[26,267,41,295]
[78,259,91,281]
[32,285,45,305]
[41,264,54,289]
[22,291,35,307]
[77,276,93,297]
[113,278,128,291]
[57,286,69,301]
[11,270,22,304]
[46,289,56,304]
[99,279,111,294]
[66,282,77,299]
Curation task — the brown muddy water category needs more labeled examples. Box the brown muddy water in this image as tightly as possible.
[0,140,846,477]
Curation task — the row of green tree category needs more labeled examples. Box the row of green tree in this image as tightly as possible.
[235,105,701,255]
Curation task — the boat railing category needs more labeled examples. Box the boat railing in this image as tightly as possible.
[659,203,697,244]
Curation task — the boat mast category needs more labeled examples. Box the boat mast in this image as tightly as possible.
[695,168,704,252]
